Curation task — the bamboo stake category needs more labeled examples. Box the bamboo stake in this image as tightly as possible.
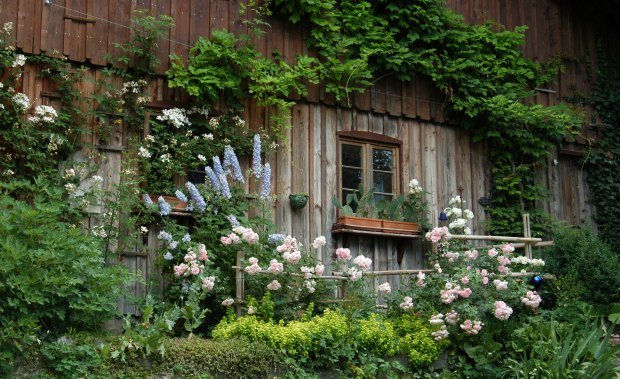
[235,251,244,317]
[450,235,542,243]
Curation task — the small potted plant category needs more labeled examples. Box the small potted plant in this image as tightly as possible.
[332,185,382,230]
[289,192,309,209]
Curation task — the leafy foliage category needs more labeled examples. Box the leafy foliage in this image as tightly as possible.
[270,0,583,235]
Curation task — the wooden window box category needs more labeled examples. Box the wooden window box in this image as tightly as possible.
[333,216,421,237]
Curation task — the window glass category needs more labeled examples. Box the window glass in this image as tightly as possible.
[342,167,363,190]
[342,144,362,167]
[372,148,392,171]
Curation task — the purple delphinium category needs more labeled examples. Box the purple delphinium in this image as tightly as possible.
[143,193,154,205]
[157,230,173,243]
[164,252,174,261]
[252,134,262,178]
[212,156,224,177]
[158,196,171,216]
[185,182,206,212]
[268,233,285,244]
[260,163,271,199]
[205,166,221,193]
[219,174,231,199]
[224,145,244,183]
[182,233,191,243]
[175,190,188,203]
[226,214,240,227]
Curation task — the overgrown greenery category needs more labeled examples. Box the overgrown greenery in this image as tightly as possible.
[584,44,620,251]
[268,0,582,236]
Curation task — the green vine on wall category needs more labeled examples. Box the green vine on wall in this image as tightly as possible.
[268,0,583,236]
[584,45,620,251]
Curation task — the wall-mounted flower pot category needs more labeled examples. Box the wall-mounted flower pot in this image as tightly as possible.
[381,220,420,235]
[336,215,382,231]
[289,193,309,209]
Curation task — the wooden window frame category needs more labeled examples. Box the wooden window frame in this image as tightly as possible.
[337,131,403,207]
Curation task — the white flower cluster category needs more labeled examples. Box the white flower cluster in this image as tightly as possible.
[12,93,31,113]
[3,22,13,34]
[408,178,423,194]
[11,54,26,68]
[29,105,58,123]
[47,134,65,153]
[378,282,391,294]
[156,108,190,128]
[400,296,414,310]
[92,225,107,238]
[138,146,151,158]
[444,196,474,235]
[121,80,147,94]
[510,256,545,266]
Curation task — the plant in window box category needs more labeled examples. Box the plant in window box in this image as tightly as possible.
[377,179,430,233]
[332,185,383,230]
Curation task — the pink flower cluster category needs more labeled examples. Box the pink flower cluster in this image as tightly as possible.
[304,279,317,293]
[521,291,542,309]
[315,263,325,276]
[494,301,513,320]
[276,235,302,264]
[464,249,479,261]
[460,320,483,335]
[440,282,472,304]
[425,226,452,243]
[220,233,240,245]
[336,247,351,261]
[378,282,391,294]
[431,325,449,341]
[233,226,260,244]
[400,296,414,310]
[174,245,209,277]
[445,309,460,325]
[353,254,372,272]
[311,236,326,248]
[201,276,215,291]
[244,257,261,275]
[347,267,362,281]
[267,259,283,274]
[267,279,281,291]
[417,271,426,287]
[493,279,508,291]
[301,266,314,279]
[222,298,234,306]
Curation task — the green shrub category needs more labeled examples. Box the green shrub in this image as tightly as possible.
[358,313,398,356]
[393,314,447,369]
[0,197,133,371]
[158,337,280,378]
[544,226,620,306]
[40,338,105,379]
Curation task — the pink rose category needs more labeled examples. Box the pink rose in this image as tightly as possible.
[336,247,351,261]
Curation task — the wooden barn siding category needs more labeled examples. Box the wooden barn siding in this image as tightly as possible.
[2,0,598,278]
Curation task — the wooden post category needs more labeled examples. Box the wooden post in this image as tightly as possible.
[235,250,244,317]
[522,213,533,259]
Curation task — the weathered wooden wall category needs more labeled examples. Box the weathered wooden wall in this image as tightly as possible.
[1,0,601,282]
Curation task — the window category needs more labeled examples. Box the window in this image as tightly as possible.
[339,131,401,208]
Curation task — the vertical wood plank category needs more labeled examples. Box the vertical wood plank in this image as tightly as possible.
[86,0,109,65]
[170,0,190,60]
[311,105,323,258]
[151,0,171,74]
[323,106,337,269]
[16,0,36,53]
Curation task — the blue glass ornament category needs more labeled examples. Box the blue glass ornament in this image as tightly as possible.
[529,275,543,290]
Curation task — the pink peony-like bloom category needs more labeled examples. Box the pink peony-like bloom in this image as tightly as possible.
[431,325,449,341]
[222,298,234,306]
[460,276,470,285]
[348,267,362,281]
[190,263,201,275]
[482,276,489,285]
[457,288,472,298]
[378,282,391,294]
[460,319,483,335]
[400,296,414,310]
[497,265,509,275]
[488,248,499,257]
[300,266,314,279]
[440,289,457,304]
[243,230,260,244]
[229,233,241,244]
[464,249,479,260]
[429,313,445,325]
[445,309,460,325]
[198,244,208,261]
[493,279,508,291]
[521,291,542,308]
[315,263,325,276]
[268,259,283,274]
[220,236,231,245]
[312,236,326,248]
[481,269,488,277]
[248,257,258,265]
[267,279,281,291]
[417,271,426,287]
[245,264,261,275]
[494,301,513,320]
[173,263,188,276]
[283,250,301,264]
[201,276,215,291]
[353,255,373,271]
[497,255,511,266]
[336,247,352,261]
[500,243,515,255]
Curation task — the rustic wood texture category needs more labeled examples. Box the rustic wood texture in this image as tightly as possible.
[2,0,604,303]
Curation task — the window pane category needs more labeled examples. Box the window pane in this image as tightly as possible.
[374,194,392,204]
[373,148,393,171]
[342,144,362,167]
[373,172,393,193]
[342,167,362,190]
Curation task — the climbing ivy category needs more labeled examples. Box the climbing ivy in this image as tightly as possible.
[584,45,620,251]
[269,0,583,235]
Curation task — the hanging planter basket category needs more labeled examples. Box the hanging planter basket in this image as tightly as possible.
[289,193,309,209]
